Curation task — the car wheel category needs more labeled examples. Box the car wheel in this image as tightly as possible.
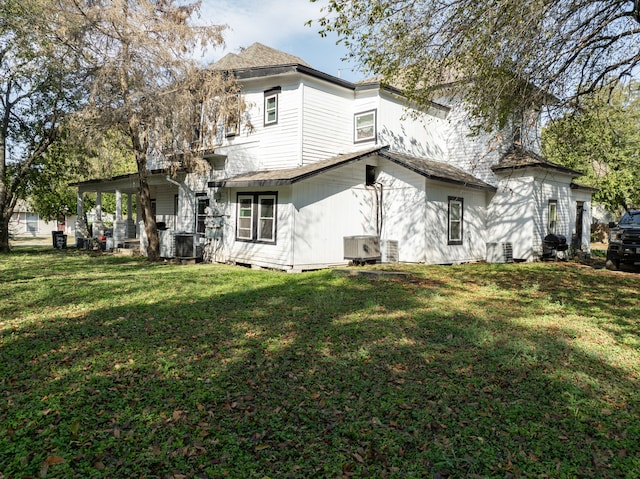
[605,259,620,271]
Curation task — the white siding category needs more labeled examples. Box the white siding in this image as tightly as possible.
[301,81,353,162]
[422,183,487,264]
[488,175,536,260]
[532,172,574,249]
[292,162,376,268]
[216,155,496,270]
[444,99,505,186]
[376,160,427,263]
[9,212,77,237]
[149,184,181,231]
[258,83,303,170]
[570,189,593,252]
[211,76,303,172]
[488,169,577,261]
[221,186,294,270]
[377,93,448,162]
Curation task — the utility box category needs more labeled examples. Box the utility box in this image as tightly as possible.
[486,242,514,263]
[344,235,381,262]
[174,232,203,259]
[381,240,399,263]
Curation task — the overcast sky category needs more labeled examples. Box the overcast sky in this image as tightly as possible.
[196,0,365,82]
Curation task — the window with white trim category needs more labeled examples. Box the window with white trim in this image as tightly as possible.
[264,88,280,126]
[448,197,463,245]
[236,193,277,243]
[548,200,558,234]
[354,110,376,143]
[237,195,254,240]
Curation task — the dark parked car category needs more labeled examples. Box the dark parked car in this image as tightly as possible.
[606,209,640,270]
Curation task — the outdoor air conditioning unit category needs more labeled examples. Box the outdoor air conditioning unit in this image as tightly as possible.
[174,232,203,259]
[486,242,514,263]
[344,235,381,263]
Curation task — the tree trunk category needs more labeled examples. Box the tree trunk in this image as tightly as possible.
[1,110,10,253]
[131,136,160,261]
[0,210,11,253]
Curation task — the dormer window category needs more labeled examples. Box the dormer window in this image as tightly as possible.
[354,110,376,143]
[264,87,280,126]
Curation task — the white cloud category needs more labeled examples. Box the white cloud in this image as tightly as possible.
[198,0,324,58]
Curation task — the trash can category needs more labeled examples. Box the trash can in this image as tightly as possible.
[51,231,66,249]
[52,231,67,249]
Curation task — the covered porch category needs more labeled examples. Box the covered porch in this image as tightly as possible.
[73,170,182,251]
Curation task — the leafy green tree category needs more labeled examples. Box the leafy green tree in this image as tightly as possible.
[312,0,640,130]
[0,0,86,252]
[542,82,640,213]
[27,129,136,223]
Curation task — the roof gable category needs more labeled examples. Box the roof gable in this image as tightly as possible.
[211,42,311,70]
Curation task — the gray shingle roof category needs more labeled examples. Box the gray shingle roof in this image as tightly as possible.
[380,150,495,190]
[209,146,496,191]
[492,147,581,176]
[209,146,385,187]
[211,42,311,70]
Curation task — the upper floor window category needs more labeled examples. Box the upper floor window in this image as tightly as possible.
[354,109,376,143]
[264,87,280,126]
[448,197,463,245]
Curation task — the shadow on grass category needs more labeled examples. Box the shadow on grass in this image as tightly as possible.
[1,255,639,478]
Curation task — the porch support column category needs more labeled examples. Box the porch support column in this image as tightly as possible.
[75,190,86,240]
[126,193,136,238]
[113,189,126,247]
[115,190,122,221]
[93,191,104,237]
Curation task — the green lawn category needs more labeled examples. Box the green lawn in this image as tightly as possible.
[1,248,639,478]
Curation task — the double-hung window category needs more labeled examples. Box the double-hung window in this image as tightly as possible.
[236,193,277,243]
[196,196,209,234]
[264,87,280,126]
[548,200,558,234]
[448,197,463,245]
[354,109,376,143]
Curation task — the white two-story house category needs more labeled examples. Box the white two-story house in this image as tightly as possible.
[74,43,593,270]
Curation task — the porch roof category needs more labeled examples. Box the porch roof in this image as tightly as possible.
[71,169,183,194]
[492,147,582,177]
[571,182,598,193]
[209,146,496,191]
